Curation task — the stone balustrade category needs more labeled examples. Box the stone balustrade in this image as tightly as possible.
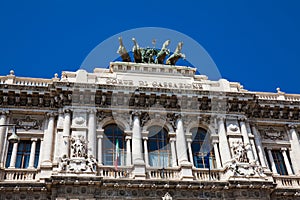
[0,76,52,86]
[147,167,180,180]
[2,168,37,181]
[273,176,300,188]
[256,92,300,102]
[110,62,196,77]
[98,166,133,179]
[193,168,221,181]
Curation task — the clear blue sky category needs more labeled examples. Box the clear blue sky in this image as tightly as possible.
[0,0,300,94]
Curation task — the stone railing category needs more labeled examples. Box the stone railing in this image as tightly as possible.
[193,168,221,181]
[110,62,196,77]
[0,76,52,87]
[146,167,180,180]
[273,175,300,188]
[256,92,300,102]
[1,168,38,181]
[98,166,133,179]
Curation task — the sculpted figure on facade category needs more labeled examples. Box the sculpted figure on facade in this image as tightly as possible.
[117,37,131,62]
[166,42,186,65]
[232,141,249,163]
[155,40,170,64]
[132,38,142,63]
[70,135,87,158]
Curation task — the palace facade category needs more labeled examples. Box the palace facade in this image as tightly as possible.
[0,61,300,200]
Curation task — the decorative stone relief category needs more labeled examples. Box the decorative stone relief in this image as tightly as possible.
[162,192,172,200]
[226,120,240,134]
[225,141,265,177]
[261,127,285,140]
[72,111,87,127]
[232,141,249,163]
[58,135,97,173]
[13,116,42,131]
[71,135,87,158]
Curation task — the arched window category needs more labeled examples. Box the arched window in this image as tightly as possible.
[191,127,215,168]
[148,126,171,168]
[103,124,126,166]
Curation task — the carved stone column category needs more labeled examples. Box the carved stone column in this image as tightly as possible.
[175,115,189,165]
[267,148,278,174]
[288,124,300,175]
[9,142,18,168]
[61,109,71,158]
[88,109,96,157]
[169,133,177,167]
[131,112,144,164]
[142,134,149,166]
[41,113,56,167]
[186,135,194,167]
[0,111,8,167]
[281,147,293,175]
[131,111,145,179]
[212,141,222,169]
[97,129,104,165]
[239,118,254,162]
[217,116,231,165]
[251,125,268,169]
[125,134,132,166]
[28,138,37,169]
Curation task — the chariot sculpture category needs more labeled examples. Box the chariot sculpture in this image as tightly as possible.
[117,37,185,65]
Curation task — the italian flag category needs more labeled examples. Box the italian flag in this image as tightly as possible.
[114,138,119,171]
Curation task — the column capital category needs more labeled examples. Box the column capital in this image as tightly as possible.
[88,108,97,114]
[280,147,288,152]
[266,147,273,151]
[97,134,103,139]
[63,108,72,114]
[46,112,58,118]
[238,116,247,122]
[31,138,38,142]
[97,129,104,135]
[169,137,176,142]
[126,135,132,140]
[288,123,297,129]
[1,110,10,116]
[216,115,226,121]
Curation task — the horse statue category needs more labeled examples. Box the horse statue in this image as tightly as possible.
[117,37,131,62]
[141,48,158,63]
[132,38,142,63]
[155,40,170,64]
[166,42,186,65]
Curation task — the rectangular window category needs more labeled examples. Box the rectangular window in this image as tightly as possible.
[5,143,13,168]
[34,140,41,168]
[272,150,288,175]
[15,141,31,168]
[5,140,41,169]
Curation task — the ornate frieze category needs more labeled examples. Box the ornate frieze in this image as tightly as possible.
[260,127,285,140]
[13,115,43,131]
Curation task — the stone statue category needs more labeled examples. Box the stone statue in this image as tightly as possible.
[166,42,186,65]
[141,48,158,63]
[155,40,170,64]
[70,135,87,158]
[117,37,131,62]
[132,38,142,63]
[232,141,249,163]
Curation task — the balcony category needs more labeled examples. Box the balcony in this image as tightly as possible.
[273,175,300,188]
[193,168,222,181]
[0,168,38,182]
[146,167,180,180]
[98,165,133,179]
